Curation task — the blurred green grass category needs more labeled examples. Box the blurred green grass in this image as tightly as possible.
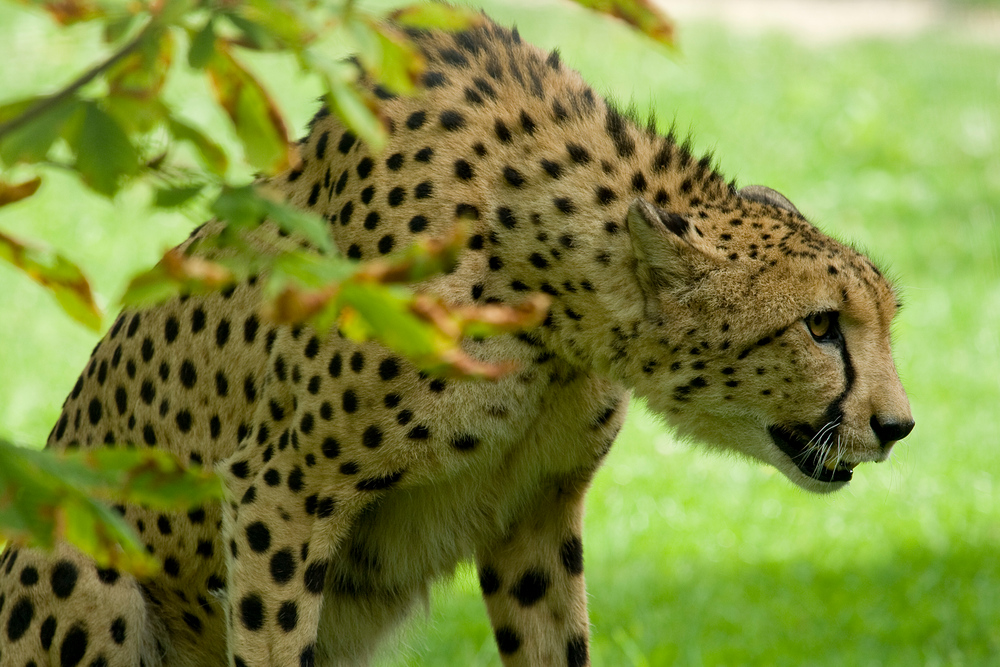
[1,1,998,665]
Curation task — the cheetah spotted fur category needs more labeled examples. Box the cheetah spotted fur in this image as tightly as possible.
[0,16,914,667]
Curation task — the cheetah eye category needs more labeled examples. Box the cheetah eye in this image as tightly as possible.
[805,311,840,342]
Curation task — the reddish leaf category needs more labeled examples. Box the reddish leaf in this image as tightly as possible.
[121,247,235,307]
[205,44,292,174]
[35,0,105,25]
[570,0,675,46]
[0,230,101,330]
[390,4,485,32]
[0,177,42,207]
[106,26,174,101]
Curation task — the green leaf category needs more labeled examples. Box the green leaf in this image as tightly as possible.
[325,78,385,152]
[209,184,332,252]
[0,97,81,165]
[338,281,438,357]
[209,183,266,228]
[0,230,102,331]
[260,195,332,253]
[65,101,139,196]
[153,183,204,208]
[188,18,216,69]
[0,440,223,576]
[370,23,424,96]
[390,4,484,31]
[224,12,277,50]
[167,117,229,175]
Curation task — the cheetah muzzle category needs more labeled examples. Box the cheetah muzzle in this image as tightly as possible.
[0,15,914,667]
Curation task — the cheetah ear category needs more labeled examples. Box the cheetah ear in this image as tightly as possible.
[738,185,802,216]
[626,198,713,311]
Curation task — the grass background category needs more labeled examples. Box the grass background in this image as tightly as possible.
[1,0,998,664]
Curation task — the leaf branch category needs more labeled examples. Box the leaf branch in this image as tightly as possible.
[0,18,156,141]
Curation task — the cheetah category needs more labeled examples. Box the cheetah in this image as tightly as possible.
[0,16,913,667]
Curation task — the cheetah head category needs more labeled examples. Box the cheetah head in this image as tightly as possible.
[623,187,913,493]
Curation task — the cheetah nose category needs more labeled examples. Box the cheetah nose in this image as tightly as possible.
[870,415,915,447]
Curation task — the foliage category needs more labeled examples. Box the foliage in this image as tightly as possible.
[0,0,673,571]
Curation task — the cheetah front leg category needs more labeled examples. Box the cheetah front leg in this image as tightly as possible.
[476,473,593,667]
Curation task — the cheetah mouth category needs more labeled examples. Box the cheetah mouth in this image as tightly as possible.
[768,425,856,484]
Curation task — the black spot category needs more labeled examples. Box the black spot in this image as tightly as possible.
[246,522,271,552]
[304,561,328,594]
[387,187,406,207]
[541,159,562,178]
[410,215,428,234]
[520,110,536,135]
[196,539,214,557]
[316,497,335,518]
[180,360,197,388]
[386,152,404,171]
[406,110,426,130]
[356,157,373,179]
[277,600,298,632]
[414,181,433,199]
[440,48,468,67]
[596,186,617,205]
[270,549,295,585]
[496,207,519,229]
[239,593,264,630]
[567,143,590,164]
[342,389,358,413]
[6,595,33,641]
[554,197,575,215]
[529,253,549,269]
[561,536,584,575]
[356,470,404,491]
[414,147,434,162]
[567,635,589,667]
[510,569,549,606]
[175,409,192,433]
[407,424,430,439]
[339,200,354,225]
[287,467,304,492]
[41,615,58,649]
[87,398,102,425]
[96,567,119,584]
[362,425,383,448]
[489,256,503,271]
[449,433,478,451]
[60,623,89,667]
[329,353,342,377]
[307,183,320,207]
[440,109,466,130]
[494,119,512,143]
[143,424,157,445]
[337,131,356,154]
[109,617,126,644]
[495,626,521,654]
[454,159,474,180]
[183,611,202,634]
[20,566,38,586]
[300,644,315,667]
[300,413,314,435]
[127,313,141,337]
[503,166,525,187]
[472,284,484,300]
[163,557,180,577]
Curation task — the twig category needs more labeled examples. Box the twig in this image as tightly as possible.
[0,19,157,141]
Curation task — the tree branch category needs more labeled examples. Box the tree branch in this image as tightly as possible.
[0,19,156,141]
